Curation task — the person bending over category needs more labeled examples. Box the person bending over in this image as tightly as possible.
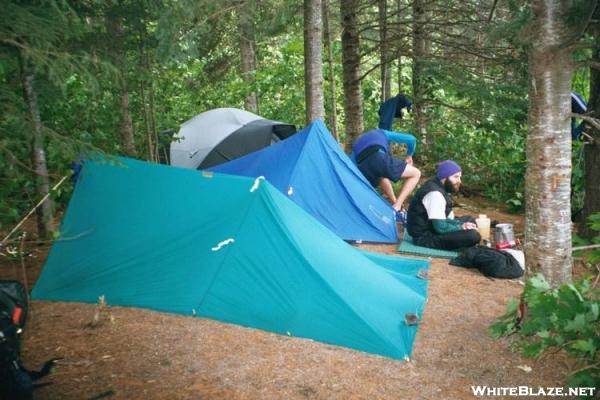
[351,129,421,221]
[406,160,480,250]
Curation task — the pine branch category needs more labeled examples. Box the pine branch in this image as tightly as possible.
[573,113,600,131]
[572,244,600,251]
[488,0,498,22]
[558,0,599,49]
[427,99,481,121]
[0,143,47,176]
[576,60,600,70]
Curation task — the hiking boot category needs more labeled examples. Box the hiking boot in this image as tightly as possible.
[395,209,407,224]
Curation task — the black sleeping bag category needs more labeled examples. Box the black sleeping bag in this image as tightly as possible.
[450,245,524,279]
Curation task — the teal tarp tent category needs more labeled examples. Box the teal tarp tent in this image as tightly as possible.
[32,157,429,359]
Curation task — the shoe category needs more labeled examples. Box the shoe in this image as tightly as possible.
[395,209,407,224]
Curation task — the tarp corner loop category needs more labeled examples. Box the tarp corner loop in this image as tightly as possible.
[250,176,265,192]
[211,238,235,251]
[404,313,419,326]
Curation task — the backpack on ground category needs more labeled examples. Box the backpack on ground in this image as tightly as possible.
[0,280,58,400]
[450,246,524,279]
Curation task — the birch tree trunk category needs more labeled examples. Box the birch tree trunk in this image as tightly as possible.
[20,56,54,238]
[525,0,575,285]
[580,14,600,239]
[379,0,391,102]
[238,0,259,114]
[341,0,364,151]
[304,0,325,124]
[412,0,429,151]
[323,0,338,140]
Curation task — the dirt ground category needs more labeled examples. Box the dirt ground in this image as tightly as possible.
[0,196,587,400]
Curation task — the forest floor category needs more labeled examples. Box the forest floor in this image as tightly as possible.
[0,194,593,400]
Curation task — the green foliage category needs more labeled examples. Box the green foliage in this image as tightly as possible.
[489,297,521,336]
[255,37,307,127]
[506,191,524,213]
[585,214,600,264]
[419,55,529,203]
[0,0,112,230]
[492,215,600,390]
[490,274,600,390]
[573,213,600,268]
[0,0,594,232]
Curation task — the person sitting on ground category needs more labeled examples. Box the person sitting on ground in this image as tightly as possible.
[406,160,480,250]
[351,129,421,221]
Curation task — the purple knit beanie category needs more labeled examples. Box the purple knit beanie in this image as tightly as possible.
[436,160,462,179]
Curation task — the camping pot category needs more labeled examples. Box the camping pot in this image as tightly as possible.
[494,223,515,246]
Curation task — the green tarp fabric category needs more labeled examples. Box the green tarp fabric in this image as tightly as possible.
[32,157,429,360]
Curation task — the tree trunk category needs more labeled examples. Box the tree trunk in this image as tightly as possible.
[119,89,136,156]
[149,79,159,162]
[140,80,155,162]
[397,0,403,94]
[379,0,391,102]
[20,56,54,239]
[580,16,600,239]
[397,55,403,95]
[238,0,259,114]
[140,29,159,162]
[107,13,136,156]
[341,0,364,151]
[412,0,429,151]
[323,0,338,140]
[525,0,575,285]
[304,0,325,124]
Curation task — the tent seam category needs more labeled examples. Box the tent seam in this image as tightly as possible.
[194,179,263,311]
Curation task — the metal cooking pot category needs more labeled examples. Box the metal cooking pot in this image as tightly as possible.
[494,223,515,245]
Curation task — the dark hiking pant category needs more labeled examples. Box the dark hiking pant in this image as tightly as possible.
[412,216,481,251]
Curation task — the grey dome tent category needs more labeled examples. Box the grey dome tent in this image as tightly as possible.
[170,108,296,169]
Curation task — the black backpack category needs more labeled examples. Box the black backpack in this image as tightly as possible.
[0,280,58,400]
[450,246,524,279]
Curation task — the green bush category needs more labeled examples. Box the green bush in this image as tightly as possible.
[490,213,600,392]
[490,275,600,390]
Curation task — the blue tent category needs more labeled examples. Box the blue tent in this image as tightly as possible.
[210,120,398,243]
[32,157,429,360]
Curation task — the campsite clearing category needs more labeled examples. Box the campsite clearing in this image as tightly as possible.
[2,197,577,399]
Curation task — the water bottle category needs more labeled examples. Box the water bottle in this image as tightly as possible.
[475,214,491,243]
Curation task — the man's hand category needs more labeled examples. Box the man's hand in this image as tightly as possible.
[405,155,413,165]
[462,222,478,230]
